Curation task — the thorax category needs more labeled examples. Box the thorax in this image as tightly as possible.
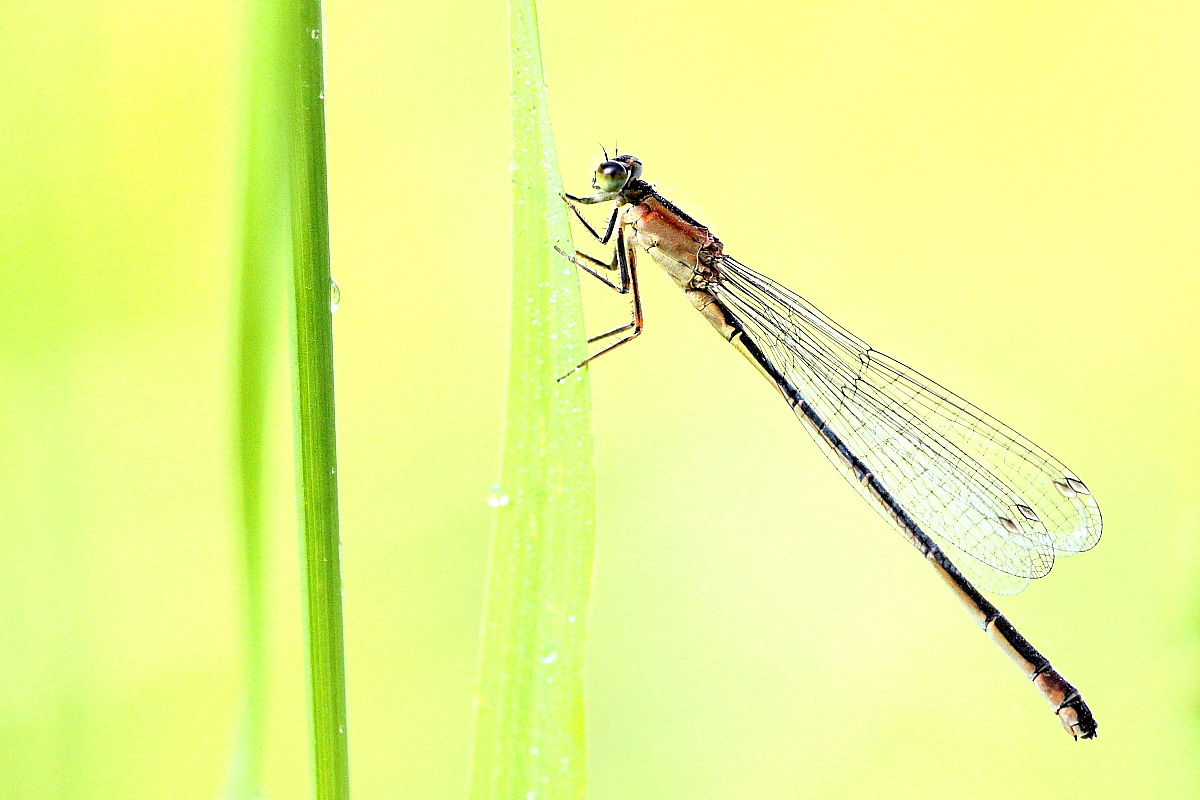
[625,194,723,288]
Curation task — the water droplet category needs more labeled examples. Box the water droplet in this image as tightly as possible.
[567,615,576,623]
[310,28,321,39]
[525,792,536,800]
[539,651,558,665]
[330,278,341,312]
[529,746,539,756]
[487,485,510,508]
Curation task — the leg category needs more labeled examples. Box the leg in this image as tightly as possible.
[554,245,625,293]
[558,226,643,382]
[562,195,620,244]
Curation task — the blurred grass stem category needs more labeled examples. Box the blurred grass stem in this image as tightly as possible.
[225,0,290,796]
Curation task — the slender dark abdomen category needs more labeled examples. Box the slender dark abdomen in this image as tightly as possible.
[707,294,1099,739]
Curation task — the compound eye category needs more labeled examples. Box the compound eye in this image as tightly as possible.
[594,161,629,192]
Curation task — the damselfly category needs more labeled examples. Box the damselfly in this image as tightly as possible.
[558,152,1102,739]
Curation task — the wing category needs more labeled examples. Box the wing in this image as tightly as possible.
[714,257,1102,595]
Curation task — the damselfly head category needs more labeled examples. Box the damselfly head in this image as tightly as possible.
[592,154,642,193]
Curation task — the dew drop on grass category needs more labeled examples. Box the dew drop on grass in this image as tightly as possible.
[539,650,557,664]
[330,278,340,312]
[487,485,510,508]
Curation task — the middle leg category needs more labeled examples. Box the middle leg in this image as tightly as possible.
[557,224,643,381]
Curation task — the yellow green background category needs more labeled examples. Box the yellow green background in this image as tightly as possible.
[3,1,1197,797]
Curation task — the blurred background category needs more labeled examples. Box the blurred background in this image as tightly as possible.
[3,1,1198,797]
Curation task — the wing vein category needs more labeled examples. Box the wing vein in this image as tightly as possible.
[713,256,1102,594]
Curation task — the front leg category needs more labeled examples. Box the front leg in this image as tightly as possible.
[563,189,618,205]
[561,194,620,244]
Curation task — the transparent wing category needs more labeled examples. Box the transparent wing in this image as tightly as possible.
[715,257,1102,595]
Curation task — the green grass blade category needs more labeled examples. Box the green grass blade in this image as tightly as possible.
[225,0,291,797]
[468,1,597,799]
[286,2,350,798]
